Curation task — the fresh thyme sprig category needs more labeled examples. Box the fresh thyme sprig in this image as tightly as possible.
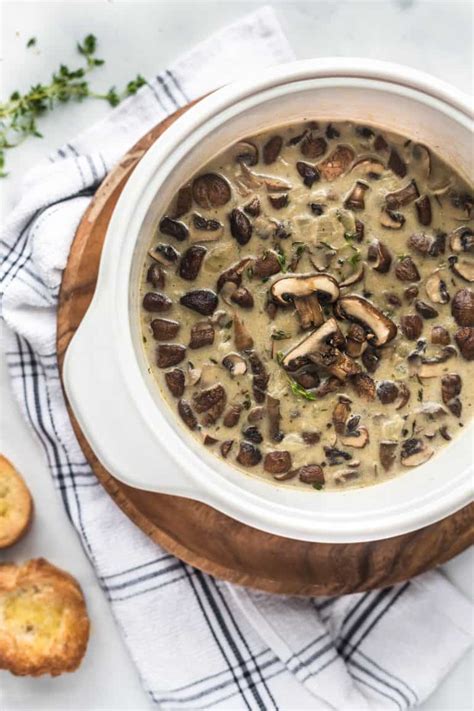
[0,34,146,176]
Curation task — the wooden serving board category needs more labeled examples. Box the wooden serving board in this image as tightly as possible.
[57,105,474,596]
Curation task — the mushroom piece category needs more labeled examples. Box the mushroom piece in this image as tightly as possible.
[164,369,185,398]
[346,323,367,357]
[350,157,385,179]
[146,262,165,289]
[172,184,193,218]
[318,145,355,181]
[296,464,325,485]
[351,373,376,400]
[332,397,351,434]
[388,148,407,178]
[395,257,420,283]
[244,196,261,217]
[431,326,451,345]
[229,208,253,246]
[263,451,292,475]
[424,271,450,305]
[179,245,207,281]
[455,327,474,360]
[222,353,247,377]
[336,294,397,346]
[266,394,283,442]
[341,426,369,449]
[400,314,423,341]
[178,400,198,430]
[231,140,259,166]
[400,438,433,467]
[395,383,411,410]
[271,273,340,305]
[367,240,392,273]
[233,314,254,351]
[415,195,432,226]
[379,441,398,471]
[344,181,370,210]
[415,300,439,319]
[189,322,215,349]
[180,289,218,316]
[231,287,254,309]
[151,318,180,341]
[216,257,253,292]
[263,135,283,164]
[380,209,405,229]
[192,173,231,209]
[441,373,462,416]
[296,161,320,187]
[408,232,445,257]
[377,380,399,404]
[449,226,474,254]
[248,351,269,403]
[339,263,365,288]
[143,292,172,313]
[189,214,224,242]
[253,251,281,278]
[451,288,474,326]
[412,143,432,177]
[418,347,457,378]
[268,193,289,210]
[294,295,324,330]
[385,179,419,210]
[159,216,189,242]
[223,404,242,428]
[149,243,180,266]
[236,441,262,467]
[450,256,474,283]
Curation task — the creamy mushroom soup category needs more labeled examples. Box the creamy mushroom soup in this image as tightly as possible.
[140,121,474,490]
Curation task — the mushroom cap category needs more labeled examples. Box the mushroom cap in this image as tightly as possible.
[271,273,340,305]
[336,294,397,346]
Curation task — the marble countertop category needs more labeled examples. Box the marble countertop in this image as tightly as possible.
[1,2,472,709]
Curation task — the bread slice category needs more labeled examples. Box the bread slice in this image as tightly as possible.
[0,455,33,548]
[0,558,90,676]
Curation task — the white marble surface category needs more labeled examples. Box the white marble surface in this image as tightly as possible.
[0,1,472,709]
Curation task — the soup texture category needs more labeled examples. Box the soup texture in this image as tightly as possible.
[140,121,474,491]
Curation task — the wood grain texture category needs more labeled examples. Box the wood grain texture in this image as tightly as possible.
[57,105,474,596]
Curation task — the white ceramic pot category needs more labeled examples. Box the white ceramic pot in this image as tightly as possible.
[64,58,474,543]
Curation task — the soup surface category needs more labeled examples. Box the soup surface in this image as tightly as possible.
[140,121,474,491]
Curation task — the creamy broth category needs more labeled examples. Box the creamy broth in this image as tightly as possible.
[140,121,474,490]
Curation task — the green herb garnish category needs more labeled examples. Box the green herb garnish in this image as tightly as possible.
[276,249,287,272]
[312,482,324,490]
[0,34,146,176]
[348,251,361,267]
[288,379,317,401]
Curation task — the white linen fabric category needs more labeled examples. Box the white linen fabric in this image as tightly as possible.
[1,7,472,709]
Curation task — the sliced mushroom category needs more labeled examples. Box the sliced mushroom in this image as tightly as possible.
[415,300,439,319]
[400,438,433,467]
[388,148,407,178]
[408,232,446,257]
[244,196,261,217]
[242,425,263,444]
[380,209,405,229]
[159,216,189,242]
[281,318,338,369]
[164,369,185,398]
[400,314,423,341]
[296,161,320,187]
[425,271,451,304]
[178,400,198,430]
[253,251,281,278]
[149,243,180,266]
[449,226,474,254]
[179,245,207,281]
[295,464,325,486]
[173,184,193,218]
[189,214,224,242]
[377,380,399,404]
[146,262,165,289]
[247,406,265,424]
[455,327,474,361]
[379,441,398,471]
[271,273,339,305]
[332,397,351,434]
[415,195,432,226]
[395,257,420,283]
[220,440,234,458]
[339,324,362,358]
[418,347,457,378]
[223,403,242,428]
[441,373,462,417]
[294,295,324,330]
[231,287,254,309]
[143,292,172,313]
[248,351,269,404]
[231,140,259,166]
[189,322,215,349]
[233,314,254,351]
[268,193,289,210]
[263,451,292,474]
[344,181,369,210]
[309,345,361,382]
[395,383,411,410]
[229,208,253,246]
[451,288,474,326]
[216,257,253,292]
[385,179,419,209]
[351,372,376,400]
[222,353,247,377]
[301,133,327,159]
[192,173,231,209]
[266,394,283,442]
[336,294,397,346]
[361,345,381,373]
[350,157,385,179]
[404,285,419,303]
[319,145,355,181]
[450,256,474,283]
[341,426,369,448]
[339,263,365,287]
[150,318,180,341]
[431,326,450,345]
[263,135,283,164]
[367,240,392,273]
[180,289,218,316]
[194,384,227,426]
[237,441,262,467]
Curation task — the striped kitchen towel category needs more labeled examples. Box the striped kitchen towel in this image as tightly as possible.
[1,6,472,709]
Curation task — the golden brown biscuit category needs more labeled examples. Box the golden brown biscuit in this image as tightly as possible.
[0,558,90,676]
[0,455,33,548]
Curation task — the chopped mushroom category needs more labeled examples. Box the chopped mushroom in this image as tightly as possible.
[332,397,351,434]
[385,179,419,209]
[415,300,439,319]
[379,441,398,471]
[143,292,172,313]
[189,322,215,349]
[415,195,432,226]
[189,214,224,242]
[295,295,324,329]
[229,208,253,245]
[223,403,242,428]
[222,353,247,376]
[341,425,369,448]
[425,272,450,304]
[346,323,367,357]
[380,209,405,229]
[367,240,392,273]
[159,216,189,242]
[449,226,474,254]
[180,289,218,316]
[344,181,369,210]
[271,273,340,304]
[449,256,474,283]
[400,438,433,467]
[179,245,207,281]
[237,441,262,467]
[336,294,397,346]
[395,383,411,410]
[156,344,186,368]
[319,145,355,181]
[451,289,474,326]
[395,257,420,283]
[400,314,423,341]
[455,327,474,360]
[192,173,231,209]
[350,157,385,179]
[266,394,283,441]
[233,314,254,351]
[388,148,407,178]
[263,451,292,474]
[178,400,198,430]
[231,141,259,166]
